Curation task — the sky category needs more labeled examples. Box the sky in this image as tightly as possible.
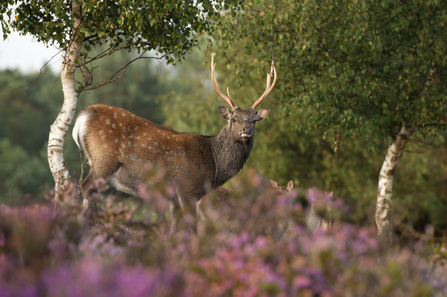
[0,29,62,74]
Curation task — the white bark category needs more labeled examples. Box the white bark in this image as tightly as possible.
[375,123,414,242]
[47,0,83,201]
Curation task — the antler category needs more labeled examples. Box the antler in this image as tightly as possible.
[211,53,237,110]
[251,55,277,110]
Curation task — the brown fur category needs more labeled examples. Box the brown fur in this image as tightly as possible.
[74,104,269,234]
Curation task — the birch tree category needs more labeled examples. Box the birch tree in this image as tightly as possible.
[213,0,447,243]
[0,0,242,202]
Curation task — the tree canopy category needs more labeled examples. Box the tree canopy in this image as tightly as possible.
[214,0,447,146]
[2,0,242,67]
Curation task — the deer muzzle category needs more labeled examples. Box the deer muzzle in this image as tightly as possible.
[240,126,253,138]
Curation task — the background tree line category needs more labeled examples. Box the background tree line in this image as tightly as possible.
[1,0,447,239]
[2,42,447,237]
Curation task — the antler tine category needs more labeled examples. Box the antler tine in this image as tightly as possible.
[251,55,277,110]
[211,53,237,110]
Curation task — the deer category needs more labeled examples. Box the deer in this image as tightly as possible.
[197,179,294,242]
[72,53,277,235]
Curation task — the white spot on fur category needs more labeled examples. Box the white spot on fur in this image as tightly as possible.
[128,141,132,147]
[99,130,103,134]
[142,143,147,147]
[119,123,123,127]
[122,112,126,116]
[115,138,119,143]
[135,126,139,130]
[114,112,117,119]
[112,124,116,128]
[109,130,112,133]
[106,119,111,125]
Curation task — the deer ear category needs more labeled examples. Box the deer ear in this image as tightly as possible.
[270,179,278,187]
[255,108,270,122]
[218,106,231,120]
[286,180,294,192]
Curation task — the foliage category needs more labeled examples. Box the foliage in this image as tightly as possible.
[0,173,446,296]
[0,138,50,203]
[0,68,61,153]
[159,39,447,233]
[213,0,447,145]
[1,0,243,83]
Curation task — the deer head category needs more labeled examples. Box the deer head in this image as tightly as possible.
[211,54,274,144]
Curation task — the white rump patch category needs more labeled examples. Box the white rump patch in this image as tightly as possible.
[72,111,92,165]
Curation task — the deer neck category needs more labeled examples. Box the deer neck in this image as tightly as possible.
[209,127,254,188]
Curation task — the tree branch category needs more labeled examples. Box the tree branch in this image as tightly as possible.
[82,53,167,91]
[22,48,64,94]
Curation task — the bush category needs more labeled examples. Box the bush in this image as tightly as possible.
[0,172,446,296]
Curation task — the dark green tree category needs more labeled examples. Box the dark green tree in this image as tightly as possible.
[213,0,447,242]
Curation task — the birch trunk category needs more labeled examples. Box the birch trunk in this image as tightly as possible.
[47,0,83,202]
[375,123,414,244]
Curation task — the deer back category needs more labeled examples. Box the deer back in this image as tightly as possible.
[74,104,216,193]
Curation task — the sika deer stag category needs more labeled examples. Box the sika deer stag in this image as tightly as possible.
[72,54,276,234]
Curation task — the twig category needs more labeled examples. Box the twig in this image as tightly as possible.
[83,53,167,91]
[21,48,65,94]
[77,152,88,202]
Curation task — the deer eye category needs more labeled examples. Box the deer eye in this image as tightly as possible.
[232,118,236,123]
[253,120,257,124]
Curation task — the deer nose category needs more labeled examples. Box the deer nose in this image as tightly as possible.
[243,126,252,134]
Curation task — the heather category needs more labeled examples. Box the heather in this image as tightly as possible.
[1,174,446,297]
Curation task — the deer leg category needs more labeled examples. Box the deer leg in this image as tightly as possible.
[80,168,98,208]
[177,194,198,235]
[169,199,182,234]
[81,160,119,210]
[178,196,199,253]
[110,166,140,197]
